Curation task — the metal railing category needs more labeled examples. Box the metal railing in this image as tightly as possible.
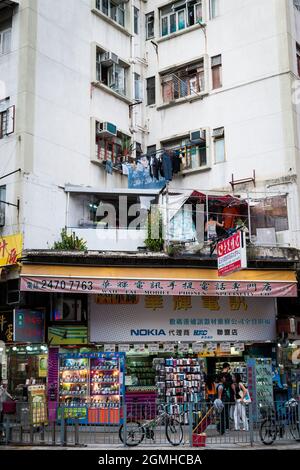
[1,400,299,448]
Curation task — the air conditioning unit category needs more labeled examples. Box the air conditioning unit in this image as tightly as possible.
[190,129,206,143]
[96,121,117,138]
[63,299,82,321]
[100,51,119,66]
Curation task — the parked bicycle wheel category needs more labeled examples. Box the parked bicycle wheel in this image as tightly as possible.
[290,419,300,441]
[166,418,183,446]
[259,419,277,445]
[119,421,145,446]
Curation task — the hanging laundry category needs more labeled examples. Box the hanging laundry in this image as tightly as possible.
[172,152,181,174]
[122,163,129,175]
[162,152,173,181]
[150,156,160,180]
[105,159,113,174]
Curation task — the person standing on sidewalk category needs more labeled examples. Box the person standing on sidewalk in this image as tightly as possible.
[216,374,230,435]
[231,373,249,431]
[222,362,234,429]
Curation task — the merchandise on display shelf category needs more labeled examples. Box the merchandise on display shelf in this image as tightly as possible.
[59,352,125,424]
[154,357,206,419]
[247,358,273,418]
[126,357,156,388]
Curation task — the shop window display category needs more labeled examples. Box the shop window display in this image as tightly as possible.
[58,352,125,424]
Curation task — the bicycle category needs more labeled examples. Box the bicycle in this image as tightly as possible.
[119,404,184,447]
[259,399,300,445]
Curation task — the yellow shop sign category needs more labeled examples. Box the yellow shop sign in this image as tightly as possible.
[0,233,23,267]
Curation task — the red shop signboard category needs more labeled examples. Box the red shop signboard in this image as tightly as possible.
[217,231,247,276]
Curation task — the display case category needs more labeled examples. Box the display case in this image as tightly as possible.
[59,356,89,421]
[58,352,125,424]
[154,357,206,421]
[247,358,273,419]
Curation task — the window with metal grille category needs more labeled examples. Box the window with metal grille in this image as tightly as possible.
[0,110,7,139]
[161,60,205,103]
[146,12,154,39]
[146,77,156,105]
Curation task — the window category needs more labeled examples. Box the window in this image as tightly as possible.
[95,121,133,167]
[213,127,225,163]
[161,60,205,103]
[0,186,6,227]
[146,12,154,39]
[210,0,218,18]
[135,142,142,159]
[96,47,127,97]
[146,77,156,105]
[160,1,202,37]
[134,73,141,100]
[0,110,8,139]
[162,132,207,172]
[250,195,289,235]
[296,43,300,77]
[0,28,11,55]
[134,7,139,34]
[147,145,156,157]
[211,54,222,89]
[95,0,125,27]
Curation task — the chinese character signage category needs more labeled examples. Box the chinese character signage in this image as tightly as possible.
[90,295,276,343]
[14,309,45,343]
[217,231,247,276]
[0,311,13,343]
[0,233,22,267]
[20,275,297,297]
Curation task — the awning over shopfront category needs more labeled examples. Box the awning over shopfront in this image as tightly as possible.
[20,265,298,297]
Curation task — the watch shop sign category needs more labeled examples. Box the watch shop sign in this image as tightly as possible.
[218,231,247,276]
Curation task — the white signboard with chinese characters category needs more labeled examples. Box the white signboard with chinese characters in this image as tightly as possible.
[163,343,175,352]
[178,343,189,353]
[206,343,217,353]
[192,343,204,353]
[220,342,231,353]
[133,344,146,353]
[148,343,160,353]
[118,344,130,352]
[104,344,116,352]
[90,295,276,343]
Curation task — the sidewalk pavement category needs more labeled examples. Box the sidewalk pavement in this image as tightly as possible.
[1,442,300,450]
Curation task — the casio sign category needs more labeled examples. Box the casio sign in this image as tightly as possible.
[131,329,166,336]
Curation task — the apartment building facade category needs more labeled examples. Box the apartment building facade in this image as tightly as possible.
[0,0,300,252]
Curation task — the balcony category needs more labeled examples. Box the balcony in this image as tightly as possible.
[65,185,161,252]
[63,185,293,256]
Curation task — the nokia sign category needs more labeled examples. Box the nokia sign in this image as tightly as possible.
[131,329,166,336]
